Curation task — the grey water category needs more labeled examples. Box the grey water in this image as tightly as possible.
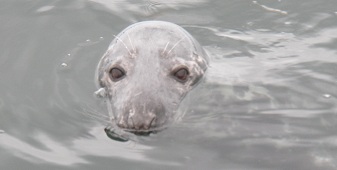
[1,0,337,169]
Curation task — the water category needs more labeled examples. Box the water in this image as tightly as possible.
[1,0,337,169]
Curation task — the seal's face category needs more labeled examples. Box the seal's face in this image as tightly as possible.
[96,21,208,133]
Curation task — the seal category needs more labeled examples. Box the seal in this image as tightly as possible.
[96,21,208,135]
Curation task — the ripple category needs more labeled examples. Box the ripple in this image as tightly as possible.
[36,6,55,13]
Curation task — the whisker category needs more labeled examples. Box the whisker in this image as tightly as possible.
[162,42,170,55]
[76,103,110,119]
[127,32,135,53]
[77,108,111,124]
[88,113,110,123]
[113,35,132,55]
[167,36,187,55]
[82,106,109,118]
[106,99,115,119]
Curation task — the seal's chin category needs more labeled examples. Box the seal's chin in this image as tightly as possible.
[123,129,156,136]
[123,126,167,136]
[104,124,167,142]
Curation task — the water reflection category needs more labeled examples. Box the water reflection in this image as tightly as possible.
[1,0,337,169]
[89,0,208,17]
[0,126,171,166]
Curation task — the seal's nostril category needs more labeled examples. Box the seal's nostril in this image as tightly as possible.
[128,116,134,129]
[149,116,157,129]
[118,111,159,131]
[116,115,128,129]
[143,114,156,130]
[133,117,141,130]
[117,120,126,129]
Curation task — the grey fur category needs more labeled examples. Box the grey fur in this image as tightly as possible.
[96,21,208,132]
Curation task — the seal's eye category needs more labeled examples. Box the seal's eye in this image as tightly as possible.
[109,67,125,81]
[172,68,189,83]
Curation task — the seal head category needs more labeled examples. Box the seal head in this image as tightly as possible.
[96,21,208,133]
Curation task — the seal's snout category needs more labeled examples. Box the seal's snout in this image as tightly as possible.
[116,111,156,131]
[116,99,166,132]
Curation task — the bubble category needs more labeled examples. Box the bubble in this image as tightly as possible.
[323,94,331,98]
[61,63,68,67]
[36,6,54,13]
[95,88,107,98]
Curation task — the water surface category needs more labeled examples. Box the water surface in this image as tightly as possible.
[1,0,337,169]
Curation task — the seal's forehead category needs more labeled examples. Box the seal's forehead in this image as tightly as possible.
[125,25,190,45]
[115,24,195,59]
[105,21,206,63]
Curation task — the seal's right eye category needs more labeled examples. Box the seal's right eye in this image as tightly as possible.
[172,67,189,83]
[109,67,125,81]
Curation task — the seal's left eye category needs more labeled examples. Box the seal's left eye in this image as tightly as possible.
[172,68,189,83]
[109,68,125,81]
